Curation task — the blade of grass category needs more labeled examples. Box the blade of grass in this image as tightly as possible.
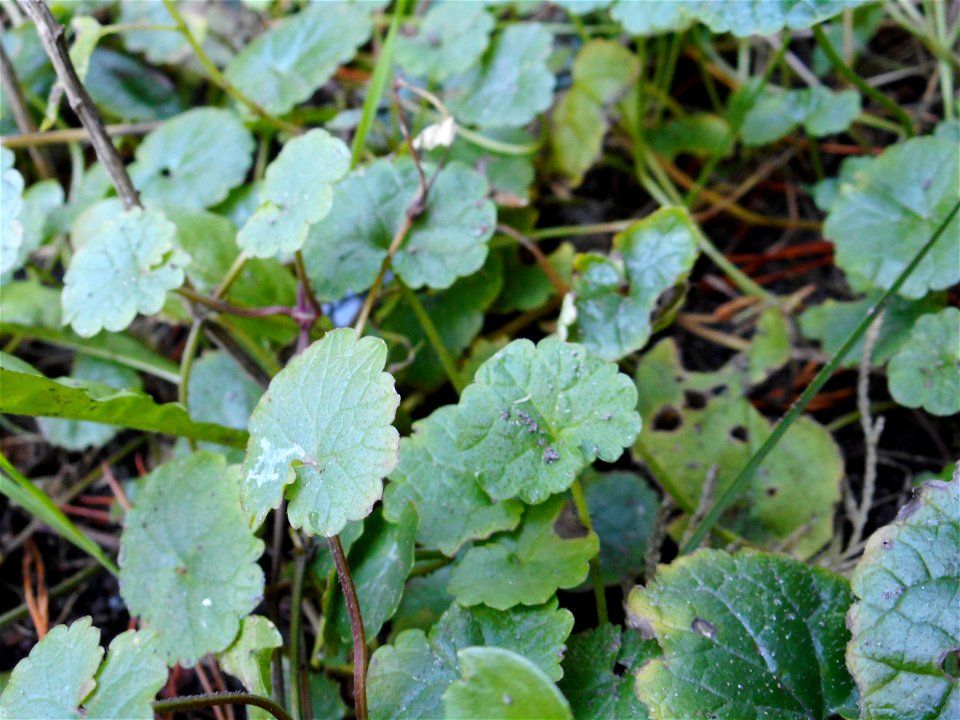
[680,198,960,555]
[0,452,120,575]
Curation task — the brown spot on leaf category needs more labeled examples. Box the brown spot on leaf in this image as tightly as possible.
[692,617,717,639]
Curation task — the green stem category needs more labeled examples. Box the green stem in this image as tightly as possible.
[570,479,608,625]
[289,550,308,720]
[161,0,300,135]
[681,199,960,554]
[153,693,293,720]
[178,319,204,407]
[812,24,915,137]
[398,281,466,394]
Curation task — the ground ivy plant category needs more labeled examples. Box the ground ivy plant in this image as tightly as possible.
[1,1,958,719]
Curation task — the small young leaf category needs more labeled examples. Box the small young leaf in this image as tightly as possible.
[237,129,350,259]
[741,87,861,146]
[568,207,700,361]
[384,405,523,556]
[443,24,555,128]
[84,629,168,719]
[61,207,189,338]
[129,108,254,210]
[240,328,400,536]
[747,306,791,385]
[448,496,599,610]
[303,159,496,299]
[0,617,103,718]
[220,615,282,720]
[224,3,372,116]
[557,624,660,720]
[455,337,640,504]
[395,3,494,82]
[628,549,856,720]
[119,451,265,666]
[847,477,959,719]
[887,307,960,416]
[442,647,573,720]
[824,136,960,298]
[0,147,25,277]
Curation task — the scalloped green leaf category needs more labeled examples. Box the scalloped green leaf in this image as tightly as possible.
[442,647,573,720]
[119,451,265,666]
[188,351,262,431]
[384,405,523,556]
[443,23,555,128]
[823,136,960,298]
[61,207,189,338]
[303,158,495,299]
[847,477,959,719]
[38,356,143,451]
[448,496,599,610]
[237,129,350,258]
[628,549,857,720]
[1,147,25,277]
[85,629,168,719]
[455,337,640,504]
[557,624,660,720]
[887,307,960,416]
[742,87,861,146]
[224,3,372,116]
[368,598,573,719]
[0,617,102,719]
[568,207,699,361]
[395,3,494,82]
[220,616,282,720]
[129,108,254,210]
[239,328,400,536]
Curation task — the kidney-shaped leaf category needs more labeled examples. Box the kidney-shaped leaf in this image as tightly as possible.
[62,208,189,338]
[847,477,960,720]
[240,328,400,536]
[741,87,861,146]
[84,629,167,719]
[455,337,640,504]
[237,129,350,259]
[628,549,856,720]
[395,3,494,83]
[887,307,960,417]
[119,451,265,667]
[824,136,960,298]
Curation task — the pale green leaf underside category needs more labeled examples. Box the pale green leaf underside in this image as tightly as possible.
[448,496,599,610]
[629,549,856,720]
[237,129,350,258]
[442,647,573,720]
[847,477,960,720]
[395,3,494,82]
[1,147,26,276]
[61,207,189,338]
[303,158,496,300]
[119,451,264,666]
[240,328,400,536]
[887,307,960,416]
[455,337,641,504]
[384,405,523,556]
[129,108,254,210]
[823,136,960,299]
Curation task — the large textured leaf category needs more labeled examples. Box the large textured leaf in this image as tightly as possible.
[0,354,247,447]
[0,617,102,718]
[634,339,842,557]
[741,87,861,146]
[129,108,254,210]
[887,307,960,416]
[61,208,189,337]
[369,599,573,719]
[395,3,494,82]
[442,647,573,720]
[448,496,599,610]
[119,451,264,666]
[239,329,400,536]
[237,129,350,258]
[383,405,523,556]
[220,616,282,720]
[303,158,496,299]
[0,147,25,276]
[557,624,660,720]
[847,477,960,719]
[455,337,640,504]
[568,207,699,361]
[823,136,960,298]
[84,630,168,719]
[443,23,555,128]
[224,3,372,116]
[628,549,857,720]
